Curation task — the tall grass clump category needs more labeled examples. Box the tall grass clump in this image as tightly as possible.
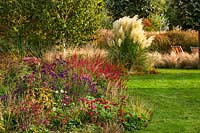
[43,45,108,63]
[149,52,199,69]
[109,16,154,72]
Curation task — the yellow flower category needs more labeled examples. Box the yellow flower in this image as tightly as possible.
[13,27,18,32]
[118,39,122,47]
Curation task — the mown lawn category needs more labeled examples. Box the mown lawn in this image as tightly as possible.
[128,69,200,133]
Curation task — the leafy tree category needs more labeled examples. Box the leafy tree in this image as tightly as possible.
[106,0,153,20]
[150,0,170,14]
[105,0,171,31]
[167,0,200,30]
[0,0,106,57]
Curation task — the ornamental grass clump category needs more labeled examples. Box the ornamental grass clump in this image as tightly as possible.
[149,52,199,69]
[109,16,154,71]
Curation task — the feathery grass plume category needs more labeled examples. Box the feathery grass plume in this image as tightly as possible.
[113,16,154,48]
[42,45,108,63]
[148,52,177,68]
[147,51,163,68]
[110,16,154,72]
[176,53,198,69]
[162,52,177,68]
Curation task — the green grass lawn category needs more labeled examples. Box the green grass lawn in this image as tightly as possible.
[128,69,200,133]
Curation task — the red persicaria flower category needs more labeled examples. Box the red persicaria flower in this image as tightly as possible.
[110,102,118,106]
[120,96,127,100]
[118,109,124,116]
[101,100,108,104]
[90,105,96,110]
[61,100,69,106]
[87,111,94,116]
[22,57,41,66]
[42,119,49,125]
[119,118,125,123]
[80,108,87,111]
[95,98,102,101]
[104,105,110,109]
[20,107,28,112]
[42,82,48,87]
[91,100,96,103]
[86,101,91,105]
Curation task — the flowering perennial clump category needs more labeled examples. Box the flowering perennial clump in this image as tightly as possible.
[0,55,150,132]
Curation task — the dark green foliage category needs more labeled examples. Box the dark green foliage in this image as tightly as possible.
[150,0,170,14]
[106,0,153,20]
[167,0,200,30]
[106,0,171,22]
[0,0,106,57]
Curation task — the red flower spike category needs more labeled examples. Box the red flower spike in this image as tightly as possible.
[104,105,110,109]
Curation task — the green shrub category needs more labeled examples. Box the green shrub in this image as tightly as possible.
[106,0,170,22]
[142,0,170,32]
[109,16,154,72]
[146,13,169,31]
[147,30,198,53]
[0,0,106,57]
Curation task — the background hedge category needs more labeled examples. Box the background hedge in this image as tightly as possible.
[147,31,198,53]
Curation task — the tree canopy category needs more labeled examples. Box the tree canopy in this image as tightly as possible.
[0,0,106,56]
[106,0,153,20]
[168,0,200,30]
